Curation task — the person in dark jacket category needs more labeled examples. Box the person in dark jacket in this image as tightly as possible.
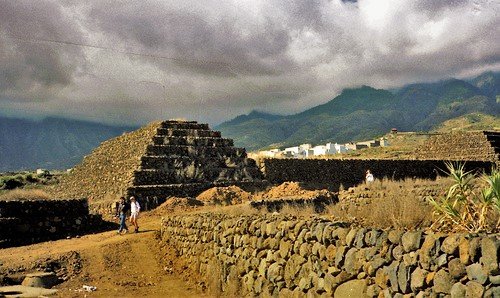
[117,196,130,234]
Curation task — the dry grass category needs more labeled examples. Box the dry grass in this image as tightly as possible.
[328,177,450,230]
[278,205,317,217]
[0,189,52,201]
[164,177,455,231]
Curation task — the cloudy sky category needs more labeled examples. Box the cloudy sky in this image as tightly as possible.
[0,0,498,125]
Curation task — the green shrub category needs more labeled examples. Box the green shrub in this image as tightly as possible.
[427,162,500,233]
[0,175,24,190]
[25,173,39,183]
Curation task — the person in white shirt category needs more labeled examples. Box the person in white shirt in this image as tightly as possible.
[129,196,141,233]
[366,170,374,183]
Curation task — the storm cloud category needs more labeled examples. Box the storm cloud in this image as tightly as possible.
[0,0,498,125]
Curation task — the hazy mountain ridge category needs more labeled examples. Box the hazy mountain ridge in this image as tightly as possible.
[0,72,498,171]
[0,117,136,171]
[217,72,500,150]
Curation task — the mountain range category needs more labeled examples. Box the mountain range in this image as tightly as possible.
[216,71,500,150]
[0,71,498,171]
[0,117,135,171]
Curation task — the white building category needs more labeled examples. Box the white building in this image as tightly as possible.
[312,145,328,156]
[284,146,300,157]
[283,144,312,158]
[258,148,281,158]
[36,169,49,175]
[334,143,348,153]
[380,138,390,147]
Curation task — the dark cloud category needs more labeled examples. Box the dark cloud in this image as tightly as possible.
[0,0,498,124]
[0,0,85,97]
[417,0,468,11]
[86,1,294,76]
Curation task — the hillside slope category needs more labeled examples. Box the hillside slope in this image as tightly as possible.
[0,117,135,171]
[217,72,499,150]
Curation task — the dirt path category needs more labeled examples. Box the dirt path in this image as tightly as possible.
[0,213,211,297]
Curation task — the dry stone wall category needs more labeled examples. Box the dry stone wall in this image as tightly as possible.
[0,199,102,248]
[415,131,499,162]
[161,213,500,297]
[52,120,266,214]
[263,159,494,189]
[127,120,266,210]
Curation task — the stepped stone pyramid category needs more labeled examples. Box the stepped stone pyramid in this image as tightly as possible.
[52,120,266,212]
[415,131,500,162]
[126,120,265,205]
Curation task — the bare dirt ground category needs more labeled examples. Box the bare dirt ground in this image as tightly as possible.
[0,212,211,298]
[0,180,446,297]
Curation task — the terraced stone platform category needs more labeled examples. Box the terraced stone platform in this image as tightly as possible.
[52,120,266,213]
[415,131,500,162]
[125,120,265,209]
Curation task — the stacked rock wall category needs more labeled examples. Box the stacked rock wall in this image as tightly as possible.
[0,199,99,248]
[415,131,499,161]
[161,213,500,297]
[52,120,266,213]
[263,159,494,189]
[127,120,266,210]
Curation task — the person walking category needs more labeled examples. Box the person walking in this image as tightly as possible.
[117,196,129,234]
[365,169,374,183]
[129,196,141,233]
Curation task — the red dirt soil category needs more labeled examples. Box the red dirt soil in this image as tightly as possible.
[0,212,211,297]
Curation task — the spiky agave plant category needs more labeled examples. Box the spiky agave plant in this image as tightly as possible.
[427,162,499,233]
[481,167,500,229]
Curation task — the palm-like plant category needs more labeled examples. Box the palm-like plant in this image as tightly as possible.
[481,168,500,227]
[428,162,500,233]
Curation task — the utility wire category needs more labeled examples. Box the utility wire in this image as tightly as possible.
[5,34,308,96]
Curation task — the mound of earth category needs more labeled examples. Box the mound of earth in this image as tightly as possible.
[196,186,252,206]
[49,122,162,208]
[258,182,332,200]
[152,197,204,214]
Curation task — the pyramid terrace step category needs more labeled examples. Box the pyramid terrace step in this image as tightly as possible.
[152,136,234,146]
[483,131,500,136]
[127,183,214,200]
[160,122,209,130]
[485,135,500,144]
[163,120,199,124]
[145,145,246,157]
[141,155,236,169]
[488,139,500,147]
[133,165,257,185]
[156,128,221,138]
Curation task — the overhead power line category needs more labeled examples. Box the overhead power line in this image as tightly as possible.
[4,34,309,95]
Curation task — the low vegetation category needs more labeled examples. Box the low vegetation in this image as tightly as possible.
[328,177,445,230]
[428,162,500,233]
[0,171,59,192]
[0,189,52,201]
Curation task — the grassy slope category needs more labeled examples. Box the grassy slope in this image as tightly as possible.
[323,112,500,160]
[217,73,499,151]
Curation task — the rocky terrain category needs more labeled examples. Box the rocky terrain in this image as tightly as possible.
[49,122,162,210]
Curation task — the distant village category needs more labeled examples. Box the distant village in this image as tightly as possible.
[253,137,389,159]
